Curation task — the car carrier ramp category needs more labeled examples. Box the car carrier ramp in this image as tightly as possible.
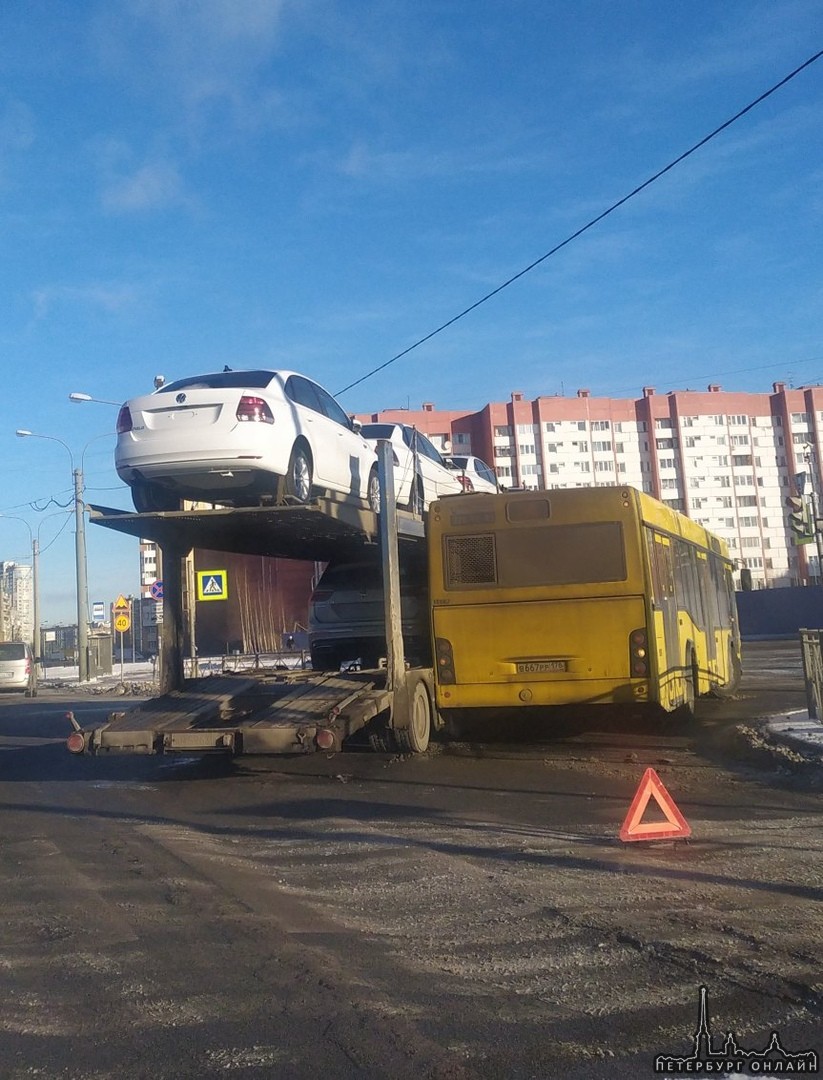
[68,669,398,756]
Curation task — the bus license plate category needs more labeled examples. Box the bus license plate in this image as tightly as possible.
[517,661,567,674]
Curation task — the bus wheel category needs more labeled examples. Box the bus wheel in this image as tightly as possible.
[681,651,698,718]
[395,679,431,754]
[712,642,742,698]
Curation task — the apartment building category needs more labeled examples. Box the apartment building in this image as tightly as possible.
[0,561,33,642]
[359,381,823,588]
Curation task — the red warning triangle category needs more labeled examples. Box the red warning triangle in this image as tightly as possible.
[619,767,691,842]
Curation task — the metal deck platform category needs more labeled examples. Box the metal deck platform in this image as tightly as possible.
[87,497,425,562]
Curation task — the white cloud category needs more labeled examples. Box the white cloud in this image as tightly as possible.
[93,0,294,132]
[101,159,185,212]
[31,282,141,319]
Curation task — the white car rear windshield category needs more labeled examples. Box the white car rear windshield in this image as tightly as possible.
[158,371,276,393]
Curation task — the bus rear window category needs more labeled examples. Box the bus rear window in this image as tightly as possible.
[444,522,626,588]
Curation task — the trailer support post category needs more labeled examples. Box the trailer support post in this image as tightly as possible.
[158,540,191,693]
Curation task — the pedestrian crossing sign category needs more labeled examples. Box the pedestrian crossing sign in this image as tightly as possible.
[196,569,228,602]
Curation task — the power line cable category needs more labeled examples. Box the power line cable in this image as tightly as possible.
[337,48,823,398]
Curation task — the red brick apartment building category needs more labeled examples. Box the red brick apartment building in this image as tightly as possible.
[359,381,823,588]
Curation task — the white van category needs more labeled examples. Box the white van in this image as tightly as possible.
[0,641,34,693]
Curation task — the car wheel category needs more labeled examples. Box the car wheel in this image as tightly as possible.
[310,645,340,672]
[131,482,181,513]
[285,443,313,503]
[367,467,381,513]
[406,475,425,515]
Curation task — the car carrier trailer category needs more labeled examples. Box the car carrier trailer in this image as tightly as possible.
[66,443,438,758]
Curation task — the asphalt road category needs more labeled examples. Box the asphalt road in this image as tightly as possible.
[0,642,820,1079]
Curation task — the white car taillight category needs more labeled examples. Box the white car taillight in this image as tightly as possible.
[116,405,133,434]
[237,396,274,423]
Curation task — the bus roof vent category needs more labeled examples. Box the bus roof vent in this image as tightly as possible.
[445,535,497,587]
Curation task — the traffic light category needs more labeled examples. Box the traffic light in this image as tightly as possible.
[786,495,814,545]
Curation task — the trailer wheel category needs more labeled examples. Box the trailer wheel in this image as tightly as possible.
[395,679,431,754]
[368,725,396,753]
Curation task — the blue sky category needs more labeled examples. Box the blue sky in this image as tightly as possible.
[1,0,822,623]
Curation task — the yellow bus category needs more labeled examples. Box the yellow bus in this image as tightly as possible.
[428,486,740,719]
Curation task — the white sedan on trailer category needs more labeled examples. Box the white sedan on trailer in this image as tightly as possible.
[360,423,470,512]
[115,369,381,513]
[443,454,499,493]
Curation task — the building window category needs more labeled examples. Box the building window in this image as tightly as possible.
[594,461,613,472]
[730,435,749,446]
[736,495,757,507]
[575,461,591,473]
[656,419,673,429]
[494,425,512,437]
[591,420,610,431]
[658,457,675,470]
[592,441,612,452]
[732,455,753,466]
[728,414,748,425]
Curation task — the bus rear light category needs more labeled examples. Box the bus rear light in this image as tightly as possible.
[629,628,648,678]
[435,637,456,684]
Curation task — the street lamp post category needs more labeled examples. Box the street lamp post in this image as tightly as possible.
[802,445,823,585]
[16,429,91,682]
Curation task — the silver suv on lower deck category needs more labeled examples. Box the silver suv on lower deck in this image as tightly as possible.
[308,556,429,671]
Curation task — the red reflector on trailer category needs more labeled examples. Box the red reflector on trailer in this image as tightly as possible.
[66,731,86,754]
[315,728,335,750]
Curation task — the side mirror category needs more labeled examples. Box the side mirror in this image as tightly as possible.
[350,417,362,433]
[442,440,452,454]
